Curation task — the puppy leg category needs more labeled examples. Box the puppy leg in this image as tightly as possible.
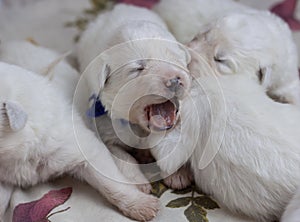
[0,183,13,222]
[72,128,159,221]
[162,164,194,190]
[109,145,152,194]
[75,158,159,221]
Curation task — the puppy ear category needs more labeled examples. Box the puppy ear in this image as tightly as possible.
[2,101,28,132]
[76,57,111,118]
[100,64,111,89]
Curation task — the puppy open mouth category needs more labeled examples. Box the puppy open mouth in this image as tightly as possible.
[145,99,179,131]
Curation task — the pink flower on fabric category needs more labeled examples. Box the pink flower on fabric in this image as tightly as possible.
[13,187,72,222]
[117,0,160,9]
[271,0,300,31]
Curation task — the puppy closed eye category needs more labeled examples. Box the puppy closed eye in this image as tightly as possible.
[214,55,236,74]
[134,66,145,72]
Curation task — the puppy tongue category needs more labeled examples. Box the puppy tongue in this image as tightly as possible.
[148,100,176,131]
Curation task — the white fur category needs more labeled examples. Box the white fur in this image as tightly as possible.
[0,44,159,221]
[153,0,250,44]
[0,0,89,53]
[0,41,79,99]
[154,0,300,105]
[282,187,300,222]
[280,186,300,222]
[77,5,191,125]
[77,5,191,114]
[77,4,183,69]
[188,11,300,105]
[151,58,300,221]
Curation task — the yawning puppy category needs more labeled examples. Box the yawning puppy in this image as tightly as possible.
[77,4,191,131]
[151,51,300,221]
[77,4,192,189]
[0,42,159,221]
[154,0,300,105]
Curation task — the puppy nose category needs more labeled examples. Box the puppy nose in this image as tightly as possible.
[166,77,181,92]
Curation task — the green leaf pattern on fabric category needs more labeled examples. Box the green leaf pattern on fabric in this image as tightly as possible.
[165,184,219,222]
[166,197,192,208]
[184,204,208,222]
[194,196,220,210]
[151,181,168,198]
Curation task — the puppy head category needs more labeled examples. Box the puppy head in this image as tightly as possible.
[188,12,276,85]
[100,59,191,132]
[82,33,192,132]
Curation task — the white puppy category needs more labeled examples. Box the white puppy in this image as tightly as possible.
[77,4,192,189]
[0,43,159,221]
[282,187,300,221]
[150,53,300,221]
[154,0,300,105]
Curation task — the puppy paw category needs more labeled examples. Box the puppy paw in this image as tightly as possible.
[163,166,194,190]
[137,183,152,194]
[120,193,159,221]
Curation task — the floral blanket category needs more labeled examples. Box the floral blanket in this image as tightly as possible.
[5,177,253,222]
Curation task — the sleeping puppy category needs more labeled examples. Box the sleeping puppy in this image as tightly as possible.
[0,43,159,221]
[154,0,300,105]
[150,50,300,221]
[282,187,300,222]
[77,4,192,189]
[188,11,300,105]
